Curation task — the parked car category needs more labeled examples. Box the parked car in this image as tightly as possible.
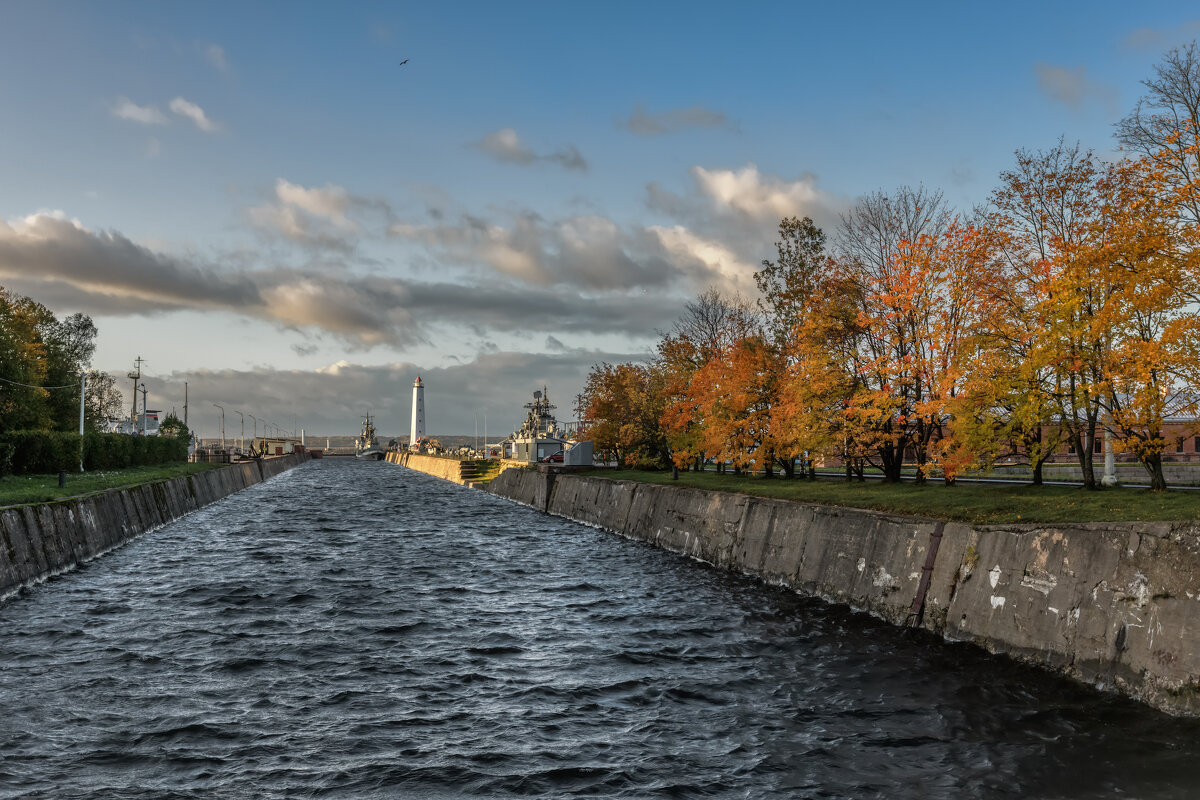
[543,450,565,463]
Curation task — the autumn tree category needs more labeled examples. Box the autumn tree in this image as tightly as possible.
[688,334,791,475]
[1088,157,1200,490]
[834,186,955,482]
[657,289,756,471]
[577,361,670,469]
[984,143,1116,488]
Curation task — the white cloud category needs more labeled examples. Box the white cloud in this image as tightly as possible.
[691,164,830,223]
[273,179,355,229]
[390,210,673,289]
[111,97,167,125]
[204,43,230,72]
[248,178,391,251]
[169,96,221,132]
[648,225,759,296]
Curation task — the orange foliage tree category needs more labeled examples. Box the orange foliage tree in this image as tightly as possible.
[576,362,670,469]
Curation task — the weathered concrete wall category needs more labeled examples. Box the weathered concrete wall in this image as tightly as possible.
[0,454,309,601]
[387,452,526,486]
[386,452,469,483]
[488,470,1200,716]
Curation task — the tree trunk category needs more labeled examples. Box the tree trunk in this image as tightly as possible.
[1032,459,1044,486]
[1142,451,1168,492]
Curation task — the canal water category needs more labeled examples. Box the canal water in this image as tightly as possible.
[2,459,1200,799]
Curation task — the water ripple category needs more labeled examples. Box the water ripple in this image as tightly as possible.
[1,458,1199,798]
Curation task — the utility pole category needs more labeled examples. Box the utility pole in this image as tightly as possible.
[139,384,148,432]
[183,381,188,429]
[79,371,86,472]
[213,403,225,451]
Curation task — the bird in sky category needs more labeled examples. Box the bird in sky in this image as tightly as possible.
[399,59,409,66]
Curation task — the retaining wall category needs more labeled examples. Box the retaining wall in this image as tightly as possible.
[385,452,471,483]
[0,454,309,600]
[487,469,1200,716]
[386,452,525,485]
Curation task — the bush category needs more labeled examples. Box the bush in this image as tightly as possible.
[0,431,186,475]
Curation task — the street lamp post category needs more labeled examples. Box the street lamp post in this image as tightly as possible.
[213,403,225,451]
[233,411,245,454]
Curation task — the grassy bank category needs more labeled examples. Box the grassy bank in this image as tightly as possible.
[0,462,222,509]
[594,469,1200,525]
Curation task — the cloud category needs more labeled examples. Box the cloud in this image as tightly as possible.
[1123,21,1200,50]
[647,225,759,296]
[0,212,259,311]
[112,97,167,125]
[292,342,320,357]
[1033,62,1115,110]
[644,163,844,294]
[648,163,843,238]
[248,178,392,251]
[389,210,675,289]
[169,97,221,132]
[390,163,841,300]
[204,43,230,72]
[474,128,588,171]
[0,211,673,349]
[622,103,733,136]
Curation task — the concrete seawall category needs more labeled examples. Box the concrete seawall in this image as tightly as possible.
[385,452,472,483]
[0,454,309,601]
[386,452,525,486]
[487,469,1200,716]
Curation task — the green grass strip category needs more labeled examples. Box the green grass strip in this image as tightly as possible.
[0,462,223,509]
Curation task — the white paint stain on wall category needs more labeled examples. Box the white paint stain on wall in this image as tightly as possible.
[873,567,896,589]
[990,595,1006,609]
[989,565,1002,589]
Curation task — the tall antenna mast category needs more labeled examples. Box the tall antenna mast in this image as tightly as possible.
[127,356,143,420]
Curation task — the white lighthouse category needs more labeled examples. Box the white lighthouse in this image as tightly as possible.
[410,376,425,448]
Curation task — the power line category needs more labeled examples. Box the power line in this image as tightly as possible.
[0,375,79,390]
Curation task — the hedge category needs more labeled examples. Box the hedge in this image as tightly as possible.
[0,431,188,476]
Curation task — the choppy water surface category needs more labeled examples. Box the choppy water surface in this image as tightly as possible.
[2,459,1200,798]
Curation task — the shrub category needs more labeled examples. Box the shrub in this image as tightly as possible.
[0,431,186,475]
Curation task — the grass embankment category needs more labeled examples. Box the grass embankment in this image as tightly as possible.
[0,462,222,509]
[594,469,1200,525]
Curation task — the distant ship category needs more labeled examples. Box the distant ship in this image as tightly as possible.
[355,415,385,460]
